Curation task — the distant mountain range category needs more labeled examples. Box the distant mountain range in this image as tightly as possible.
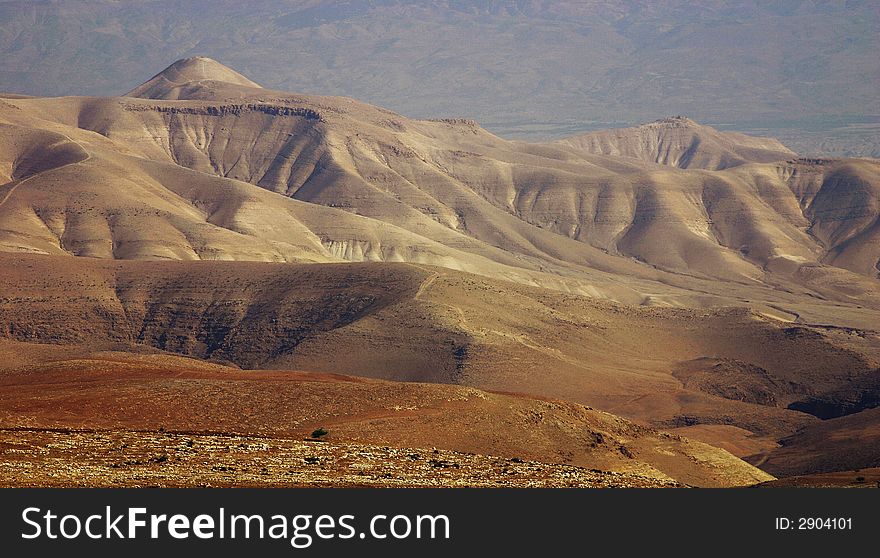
[0,1,877,156]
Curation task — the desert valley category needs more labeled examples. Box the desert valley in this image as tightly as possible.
[0,57,878,488]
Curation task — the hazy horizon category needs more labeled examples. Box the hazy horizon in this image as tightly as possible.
[0,0,878,155]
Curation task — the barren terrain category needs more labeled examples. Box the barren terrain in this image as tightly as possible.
[0,57,877,487]
[0,350,774,487]
[0,429,681,488]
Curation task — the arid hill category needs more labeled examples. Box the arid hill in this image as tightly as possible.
[554,116,795,170]
[126,56,263,100]
[0,58,878,486]
[1,59,879,322]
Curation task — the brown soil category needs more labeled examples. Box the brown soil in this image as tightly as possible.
[0,352,771,487]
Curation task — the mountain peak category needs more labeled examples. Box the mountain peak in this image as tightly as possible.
[125,56,261,99]
[648,115,698,128]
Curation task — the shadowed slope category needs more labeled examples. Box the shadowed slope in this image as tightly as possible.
[747,407,880,477]
[1,254,877,467]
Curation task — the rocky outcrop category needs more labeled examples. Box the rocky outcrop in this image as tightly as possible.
[122,102,322,121]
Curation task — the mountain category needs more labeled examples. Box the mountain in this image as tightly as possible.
[0,58,878,485]
[126,56,263,100]
[1,59,879,318]
[554,116,795,170]
[0,1,877,156]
